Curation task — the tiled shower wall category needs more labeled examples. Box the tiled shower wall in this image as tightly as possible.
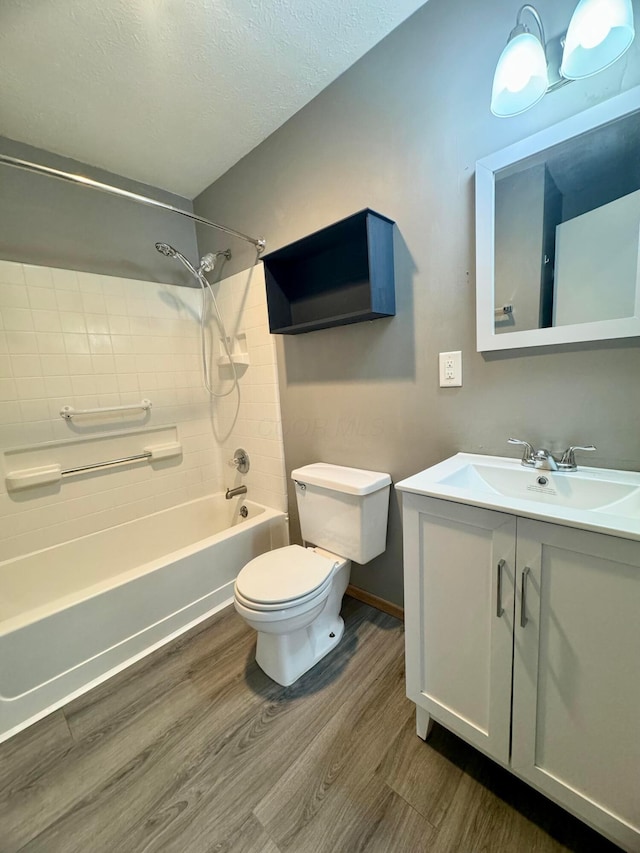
[0,259,286,561]
[211,264,287,512]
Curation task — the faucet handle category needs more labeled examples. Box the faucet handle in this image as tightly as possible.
[558,445,596,471]
[228,448,250,474]
[508,438,535,466]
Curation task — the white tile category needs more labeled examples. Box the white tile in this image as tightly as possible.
[45,376,73,397]
[117,373,139,393]
[15,377,46,399]
[77,271,103,293]
[60,312,86,333]
[27,287,58,310]
[0,422,44,447]
[23,265,53,288]
[126,296,148,317]
[105,295,127,315]
[5,331,37,355]
[10,355,42,377]
[88,334,113,354]
[0,260,25,285]
[2,308,34,331]
[81,293,106,314]
[66,355,93,374]
[129,317,150,335]
[51,267,79,290]
[111,335,135,354]
[71,374,100,396]
[0,355,11,378]
[108,315,130,335]
[85,313,110,335]
[0,265,285,560]
[19,399,50,422]
[94,374,118,394]
[55,290,84,312]
[32,310,62,333]
[113,355,137,373]
[0,284,29,309]
[64,333,90,355]
[0,400,20,423]
[37,332,67,354]
[40,355,69,376]
[91,354,115,374]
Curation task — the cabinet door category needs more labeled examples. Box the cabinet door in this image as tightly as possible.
[403,494,516,765]
[512,519,640,851]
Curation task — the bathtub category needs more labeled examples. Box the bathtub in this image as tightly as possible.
[0,495,288,743]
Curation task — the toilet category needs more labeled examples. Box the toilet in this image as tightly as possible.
[233,463,391,686]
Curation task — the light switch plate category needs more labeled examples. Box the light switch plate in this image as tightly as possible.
[439,351,462,387]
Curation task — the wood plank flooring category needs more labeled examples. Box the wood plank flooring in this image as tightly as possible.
[0,598,621,852]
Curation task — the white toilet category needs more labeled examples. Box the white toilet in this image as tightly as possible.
[233,463,391,686]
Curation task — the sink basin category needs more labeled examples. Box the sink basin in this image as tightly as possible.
[396,453,640,540]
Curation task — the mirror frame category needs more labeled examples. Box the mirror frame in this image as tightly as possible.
[476,85,640,352]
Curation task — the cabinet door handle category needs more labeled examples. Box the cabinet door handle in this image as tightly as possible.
[520,566,531,628]
[496,559,505,618]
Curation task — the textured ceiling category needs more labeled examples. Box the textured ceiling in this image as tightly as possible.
[0,0,427,199]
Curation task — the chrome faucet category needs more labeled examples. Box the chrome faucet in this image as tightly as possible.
[508,439,596,472]
[225,484,248,499]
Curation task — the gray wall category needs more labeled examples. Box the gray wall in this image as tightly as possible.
[194,0,640,606]
[0,137,198,286]
[494,165,547,334]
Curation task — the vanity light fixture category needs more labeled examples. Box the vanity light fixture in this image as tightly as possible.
[491,0,635,117]
[561,0,635,78]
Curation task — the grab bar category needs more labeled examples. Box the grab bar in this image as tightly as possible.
[5,441,182,491]
[60,399,152,420]
[61,451,152,477]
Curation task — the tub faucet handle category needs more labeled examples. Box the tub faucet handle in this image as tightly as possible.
[228,448,250,474]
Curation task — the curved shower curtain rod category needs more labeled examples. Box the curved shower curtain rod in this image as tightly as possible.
[0,154,266,253]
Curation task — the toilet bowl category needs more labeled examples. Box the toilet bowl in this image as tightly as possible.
[233,463,391,686]
[234,544,350,685]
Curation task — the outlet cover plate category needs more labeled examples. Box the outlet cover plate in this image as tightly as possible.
[439,351,462,387]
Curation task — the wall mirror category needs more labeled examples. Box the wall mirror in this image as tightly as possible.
[476,85,640,352]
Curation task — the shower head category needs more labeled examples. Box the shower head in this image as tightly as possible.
[155,242,177,257]
[154,241,200,279]
[199,249,231,273]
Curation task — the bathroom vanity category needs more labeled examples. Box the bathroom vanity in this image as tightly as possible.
[396,454,640,853]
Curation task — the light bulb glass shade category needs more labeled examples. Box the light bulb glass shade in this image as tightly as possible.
[491,32,549,117]
[561,0,635,79]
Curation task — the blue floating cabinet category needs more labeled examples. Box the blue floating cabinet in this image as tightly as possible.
[262,209,395,335]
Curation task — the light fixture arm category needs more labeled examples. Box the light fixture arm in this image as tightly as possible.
[515,4,547,54]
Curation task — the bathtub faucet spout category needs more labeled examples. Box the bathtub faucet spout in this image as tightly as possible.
[225,485,248,499]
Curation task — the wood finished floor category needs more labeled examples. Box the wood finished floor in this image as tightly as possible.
[0,598,621,853]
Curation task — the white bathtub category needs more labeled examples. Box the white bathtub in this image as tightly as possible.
[0,495,288,743]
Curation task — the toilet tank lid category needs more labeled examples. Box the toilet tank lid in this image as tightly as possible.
[291,463,391,496]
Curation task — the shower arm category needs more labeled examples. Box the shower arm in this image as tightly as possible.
[0,154,266,253]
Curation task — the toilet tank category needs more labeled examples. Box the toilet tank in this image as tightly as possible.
[291,463,391,564]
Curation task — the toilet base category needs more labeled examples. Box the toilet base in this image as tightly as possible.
[254,558,350,686]
[256,613,345,686]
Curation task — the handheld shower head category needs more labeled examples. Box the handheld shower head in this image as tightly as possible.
[153,240,239,399]
[155,242,177,257]
[155,241,200,278]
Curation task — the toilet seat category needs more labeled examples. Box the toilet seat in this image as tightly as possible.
[235,545,337,611]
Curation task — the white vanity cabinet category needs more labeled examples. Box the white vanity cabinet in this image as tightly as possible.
[401,493,640,852]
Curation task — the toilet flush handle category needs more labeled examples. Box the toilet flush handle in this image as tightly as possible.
[294,480,306,491]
